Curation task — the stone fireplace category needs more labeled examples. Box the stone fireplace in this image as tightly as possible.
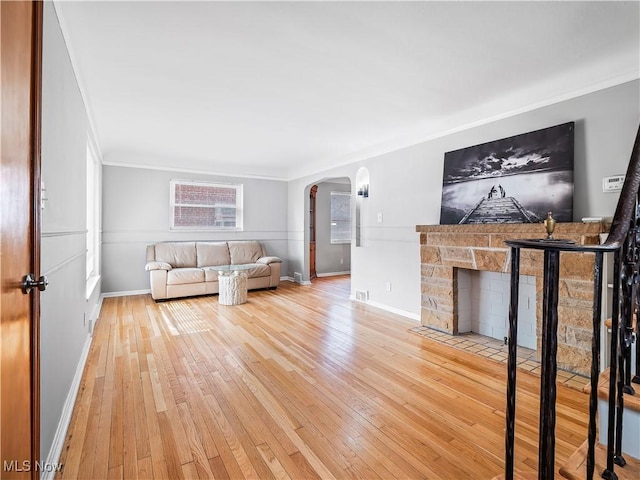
[416,222,607,375]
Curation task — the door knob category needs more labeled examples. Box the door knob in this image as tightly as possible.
[21,273,48,294]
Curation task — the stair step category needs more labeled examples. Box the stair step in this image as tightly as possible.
[583,368,640,414]
[559,439,640,480]
[604,314,637,330]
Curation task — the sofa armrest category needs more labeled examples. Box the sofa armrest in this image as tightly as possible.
[257,256,283,265]
[145,261,172,271]
[148,269,168,300]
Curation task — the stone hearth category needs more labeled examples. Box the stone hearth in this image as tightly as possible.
[416,222,607,375]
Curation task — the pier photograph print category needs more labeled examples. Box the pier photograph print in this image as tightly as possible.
[439,122,574,224]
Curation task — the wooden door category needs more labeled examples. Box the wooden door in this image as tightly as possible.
[309,185,317,279]
[1,2,43,478]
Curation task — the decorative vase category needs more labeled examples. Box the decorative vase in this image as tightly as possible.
[544,211,556,240]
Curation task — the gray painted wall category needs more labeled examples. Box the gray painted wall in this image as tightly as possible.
[315,180,351,275]
[287,79,640,318]
[101,166,288,293]
[40,2,102,462]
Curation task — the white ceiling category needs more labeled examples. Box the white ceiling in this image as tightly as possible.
[54,1,640,180]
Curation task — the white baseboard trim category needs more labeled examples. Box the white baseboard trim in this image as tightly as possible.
[42,334,93,480]
[101,289,151,298]
[317,271,351,277]
[350,296,421,322]
[282,276,312,286]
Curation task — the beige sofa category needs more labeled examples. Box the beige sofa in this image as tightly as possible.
[145,240,283,300]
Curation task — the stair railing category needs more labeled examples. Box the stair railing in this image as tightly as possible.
[503,124,640,480]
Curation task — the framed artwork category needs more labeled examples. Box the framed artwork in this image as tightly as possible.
[439,122,574,224]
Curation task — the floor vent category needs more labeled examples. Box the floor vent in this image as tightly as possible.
[355,290,369,301]
[294,272,302,283]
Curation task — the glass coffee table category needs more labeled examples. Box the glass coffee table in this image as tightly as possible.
[208,264,255,305]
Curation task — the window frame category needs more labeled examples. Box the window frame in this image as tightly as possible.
[86,137,102,298]
[329,191,352,245]
[170,179,244,231]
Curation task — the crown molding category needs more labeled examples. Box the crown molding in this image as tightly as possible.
[101,160,288,182]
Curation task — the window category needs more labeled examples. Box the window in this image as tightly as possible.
[330,191,351,244]
[170,180,243,230]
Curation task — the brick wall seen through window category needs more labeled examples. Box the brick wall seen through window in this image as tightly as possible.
[171,180,242,229]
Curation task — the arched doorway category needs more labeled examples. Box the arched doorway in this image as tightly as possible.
[305,178,352,284]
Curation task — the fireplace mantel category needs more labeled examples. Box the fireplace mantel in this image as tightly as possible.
[416,222,607,375]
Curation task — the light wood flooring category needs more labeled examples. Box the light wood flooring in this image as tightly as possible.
[57,276,591,479]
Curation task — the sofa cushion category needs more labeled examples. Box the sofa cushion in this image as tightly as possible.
[243,264,271,278]
[155,242,197,268]
[166,268,205,285]
[204,268,220,282]
[196,242,230,267]
[228,241,263,265]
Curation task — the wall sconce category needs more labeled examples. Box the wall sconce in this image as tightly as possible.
[357,184,369,198]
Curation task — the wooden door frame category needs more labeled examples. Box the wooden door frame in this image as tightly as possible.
[30,1,44,466]
[309,185,318,280]
[0,1,43,473]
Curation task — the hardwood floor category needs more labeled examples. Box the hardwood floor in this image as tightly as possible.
[57,276,590,479]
